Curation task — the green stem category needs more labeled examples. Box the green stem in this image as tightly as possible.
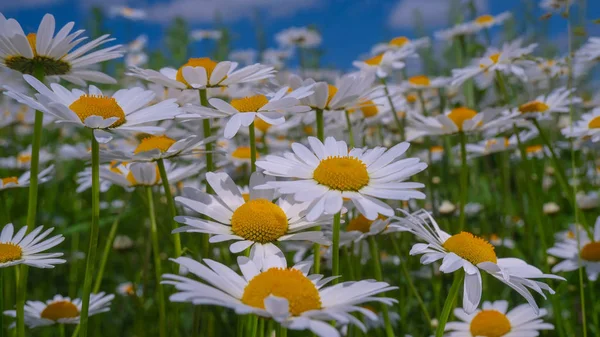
[458,131,468,231]
[277,325,287,337]
[59,324,65,337]
[200,89,213,259]
[249,123,257,172]
[0,270,3,337]
[435,272,464,337]
[331,212,341,284]
[92,214,123,293]
[157,159,182,257]
[315,108,324,141]
[79,133,101,337]
[380,78,404,140]
[312,108,325,274]
[367,236,395,337]
[146,186,167,337]
[495,70,512,105]
[344,110,355,148]
[257,318,265,337]
[68,232,80,298]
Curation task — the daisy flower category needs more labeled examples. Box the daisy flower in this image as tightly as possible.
[576,37,600,63]
[180,86,312,139]
[403,75,450,90]
[445,300,554,337]
[562,107,600,142]
[548,217,600,280]
[6,75,181,142]
[275,27,322,49]
[300,72,377,113]
[256,136,427,221]
[109,6,147,20]
[127,57,275,90]
[513,87,580,120]
[229,49,258,65]
[0,223,65,269]
[465,127,538,158]
[540,0,574,12]
[0,13,122,85]
[467,12,512,31]
[0,146,52,169]
[371,36,430,55]
[339,214,401,244]
[353,48,416,78]
[163,255,396,337]
[100,134,214,162]
[0,165,54,190]
[190,30,223,42]
[3,293,114,328]
[391,210,564,313]
[174,172,330,269]
[452,40,537,86]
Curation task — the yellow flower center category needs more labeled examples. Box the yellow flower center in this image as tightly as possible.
[232,146,257,160]
[242,193,250,202]
[489,53,501,64]
[176,58,219,87]
[254,117,272,133]
[389,36,409,47]
[447,107,477,130]
[230,95,269,112]
[443,232,498,265]
[303,126,314,135]
[470,310,512,337]
[326,85,338,107]
[0,243,22,263]
[475,14,495,25]
[409,75,431,86]
[1,177,19,186]
[5,33,71,75]
[358,100,378,118]
[519,101,549,114]
[241,267,322,316]
[580,242,600,262]
[27,33,38,55]
[588,116,600,129]
[230,199,288,243]
[17,154,31,164]
[364,53,384,66]
[134,135,176,154]
[526,145,543,154]
[313,156,370,191]
[40,301,80,321]
[347,214,386,233]
[430,145,444,153]
[68,95,126,128]
[406,94,417,103]
[485,138,510,149]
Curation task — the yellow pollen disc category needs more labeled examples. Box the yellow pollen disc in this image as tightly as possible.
[447,107,477,130]
[347,214,387,233]
[475,14,495,25]
[232,146,258,160]
[313,156,370,191]
[69,95,126,128]
[359,100,378,118]
[17,154,31,164]
[580,242,600,262]
[409,75,431,86]
[489,53,501,64]
[526,145,543,154]
[0,243,22,263]
[303,126,314,135]
[254,117,272,133]
[242,193,250,202]
[1,177,19,186]
[27,33,37,55]
[588,116,600,129]
[241,267,321,316]
[406,94,417,103]
[134,135,176,154]
[519,101,549,114]
[470,310,512,337]
[230,199,288,243]
[230,95,269,112]
[389,36,409,47]
[364,53,384,66]
[443,232,498,265]
[326,85,338,107]
[430,145,444,153]
[40,301,80,321]
[176,58,219,87]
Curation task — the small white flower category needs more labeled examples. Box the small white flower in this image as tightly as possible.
[548,217,600,280]
[0,223,65,269]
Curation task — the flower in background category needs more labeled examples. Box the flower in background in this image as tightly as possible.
[562,107,600,142]
[190,29,222,42]
[513,87,580,121]
[540,0,574,12]
[109,6,147,20]
[0,223,65,269]
[229,49,258,66]
[467,12,512,32]
[0,13,123,85]
[444,300,554,337]
[371,36,430,55]
[163,255,396,337]
[353,48,416,78]
[0,146,52,169]
[0,165,54,190]
[4,293,114,328]
[100,134,214,162]
[276,27,322,49]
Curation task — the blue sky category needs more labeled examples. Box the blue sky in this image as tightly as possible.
[1,0,598,69]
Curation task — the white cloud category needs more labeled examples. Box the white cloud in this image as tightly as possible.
[0,0,63,10]
[138,0,320,24]
[387,0,488,29]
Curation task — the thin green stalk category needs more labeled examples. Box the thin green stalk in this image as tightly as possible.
[457,131,468,231]
[200,89,213,260]
[495,70,513,105]
[157,159,182,257]
[331,212,341,284]
[435,272,464,337]
[380,78,404,140]
[146,186,167,337]
[0,270,3,337]
[313,108,325,274]
[68,232,80,298]
[589,279,599,333]
[59,324,65,337]
[278,325,287,337]
[249,123,257,172]
[79,133,101,337]
[257,318,265,337]
[344,110,355,148]
[367,236,395,337]
[315,108,324,141]
[92,214,123,293]
[579,261,588,337]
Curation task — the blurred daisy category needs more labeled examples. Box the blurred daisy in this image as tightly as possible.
[435,23,474,41]
[163,255,396,337]
[340,214,401,244]
[467,12,512,31]
[263,49,293,69]
[300,72,375,112]
[403,75,449,90]
[7,75,180,142]
[371,36,430,54]
[4,293,114,328]
[0,165,54,190]
[562,107,600,142]
[514,87,580,120]
[548,217,600,280]
[576,191,599,210]
[353,48,416,78]
[452,40,537,86]
[174,172,330,269]
[128,57,274,90]
[0,223,65,269]
[256,137,427,221]
[275,27,322,48]
[466,127,538,158]
[190,30,222,42]
[540,0,574,12]
[0,146,52,169]
[109,6,147,20]
[126,35,147,53]
[101,134,214,162]
[543,202,560,215]
[445,300,553,337]
[0,13,122,85]
[125,52,148,68]
[117,282,142,297]
[392,210,563,314]
[229,49,257,65]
